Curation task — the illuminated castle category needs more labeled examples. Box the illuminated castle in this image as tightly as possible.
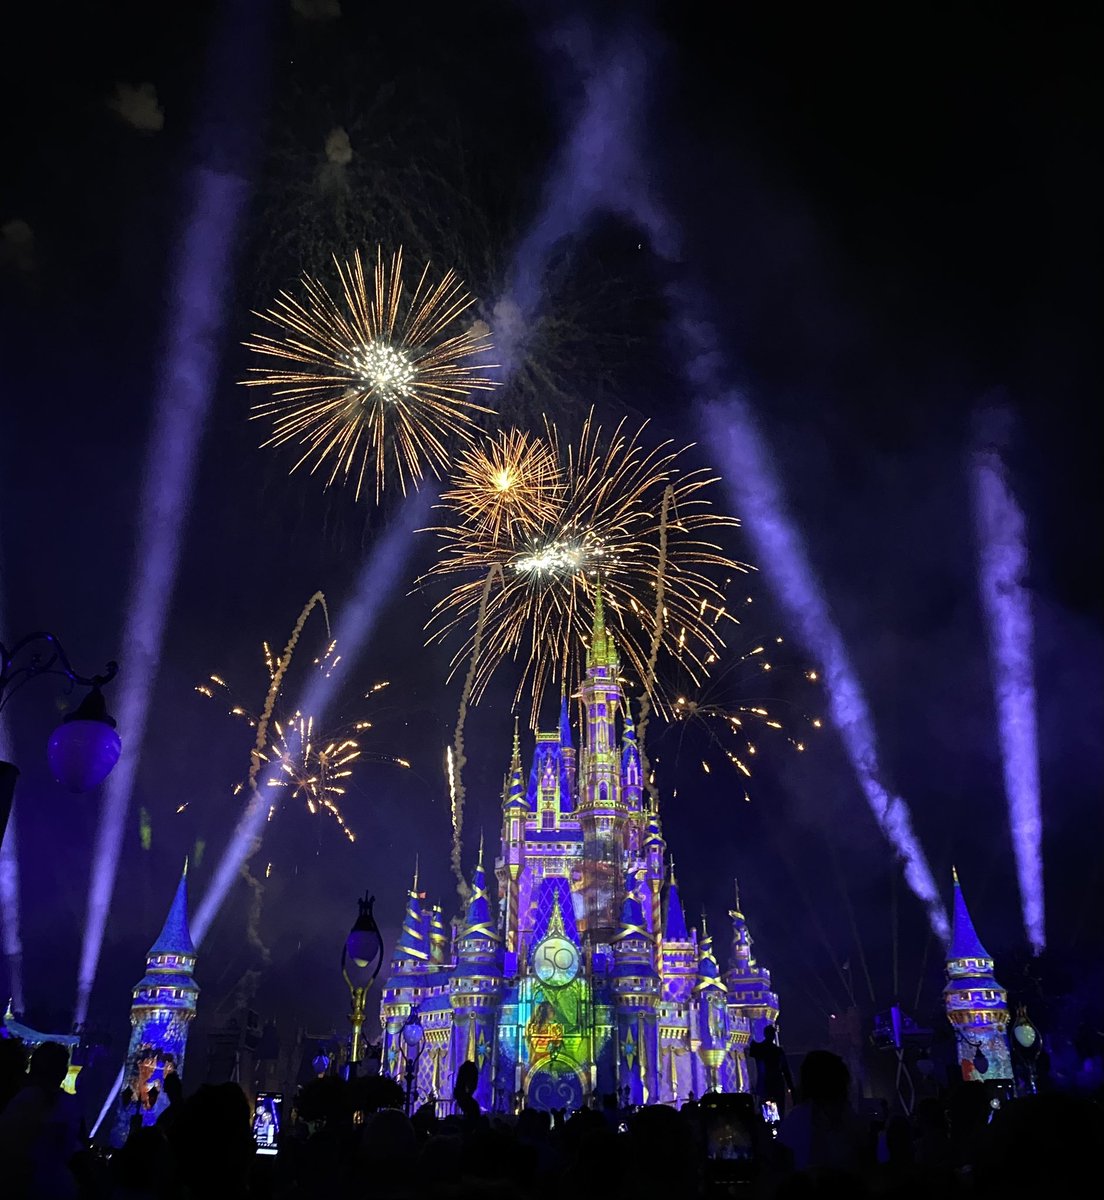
[381,596,779,1111]
[943,867,1012,1087]
[110,864,199,1145]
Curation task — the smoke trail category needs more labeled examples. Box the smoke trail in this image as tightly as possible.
[450,565,503,901]
[538,26,948,942]
[971,409,1044,951]
[75,1,273,1025]
[634,484,673,809]
[191,491,430,945]
[702,398,949,942]
[242,591,329,960]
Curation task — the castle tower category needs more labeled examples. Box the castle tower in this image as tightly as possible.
[694,915,730,1094]
[943,868,1013,1086]
[578,586,626,946]
[450,841,502,1111]
[724,878,779,1041]
[661,860,697,1003]
[111,864,198,1145]
[612,871,660,1104]
[381,864,430,1079]
[428,905,448,966]
[559,696,577,801]
[496,721,529,963]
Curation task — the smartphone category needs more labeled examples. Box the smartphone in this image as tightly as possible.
[702,1093,759,1184]
[252,1092,282,1156]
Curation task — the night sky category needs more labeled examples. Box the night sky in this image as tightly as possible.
[1,0,1100,1086]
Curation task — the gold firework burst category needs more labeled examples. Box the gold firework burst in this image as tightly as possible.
[195,643,407,842]
[242,246,498,502]
[437,427,564,546]
[424,410,748,723]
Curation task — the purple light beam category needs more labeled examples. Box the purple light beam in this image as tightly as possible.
[0,554,26,1013]
[971,412,1044,951]
[75,0,274,1023]
[542,26,948,941]
[190,490,431,946]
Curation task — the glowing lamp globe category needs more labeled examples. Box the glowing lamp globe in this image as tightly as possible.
[344,893,383,975]
[47,688,121,793]
[401,1013,424,1053]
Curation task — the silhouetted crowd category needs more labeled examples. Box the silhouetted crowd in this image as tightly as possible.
[1,1033,1102,1200]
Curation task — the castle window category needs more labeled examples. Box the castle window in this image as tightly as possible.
[542,811,553,829]
[600,784,608,802]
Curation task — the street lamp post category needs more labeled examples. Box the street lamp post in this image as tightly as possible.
[400,1008,425,1114]
[342,892,384,1076]
[0,631,121,848]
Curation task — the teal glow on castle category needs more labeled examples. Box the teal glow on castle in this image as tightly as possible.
[381,597,779,1111]
[110,863,199,1145]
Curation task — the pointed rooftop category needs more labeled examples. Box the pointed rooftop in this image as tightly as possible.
[396,862,429,962]
[460,837,499,941]
[586,580,618,670]
[696,913,725,993]
[664,859,690,942]
[149,862,195,957]
[614,871,649,943]
[949,866,992,962]
[503,720,529,811]
[559,696,573,749]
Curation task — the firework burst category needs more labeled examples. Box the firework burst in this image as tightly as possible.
[424,410,747,724]
[438,427,564,546]
[242,246,498,502]
[657,618,824,798]
[195,642,407,844]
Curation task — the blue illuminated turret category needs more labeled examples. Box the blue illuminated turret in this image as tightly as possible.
[621,707,643,812]
[393,863,430,970]
[110,863,198,1146]
[944,868,1012,1085]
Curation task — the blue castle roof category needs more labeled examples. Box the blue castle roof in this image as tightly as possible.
[532,876,580,945]
[149,865,195,958]
[460,847,498,941]
[949,868,992,961]
[664,863,690,942]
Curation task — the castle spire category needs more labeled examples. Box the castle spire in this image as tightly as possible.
[559,695,573,749]
[664,859,690,941]
[696,912,725,993]
[586,579,618,670]
[950,867,992,961]
[460,850,498,941]
[149,862,195,957]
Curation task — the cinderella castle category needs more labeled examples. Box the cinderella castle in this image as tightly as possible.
[380,596,781,1112]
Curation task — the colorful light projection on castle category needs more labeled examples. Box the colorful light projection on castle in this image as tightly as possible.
[380,598,779,1111]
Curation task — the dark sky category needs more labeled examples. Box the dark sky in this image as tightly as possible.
[1,0,1100,1079]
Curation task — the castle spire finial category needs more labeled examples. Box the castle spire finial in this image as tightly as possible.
[733,876,741,913]
[412,855,420,896]
[952,863,960,886]
[511,716,521,769]
[669,855,677,886]
[478,829,485,867]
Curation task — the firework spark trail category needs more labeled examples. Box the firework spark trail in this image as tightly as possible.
[191,492,429,946]
[971,409,1044,951]
[74,1,273,1026]
[450,564,504,900]
[702,398,949,942]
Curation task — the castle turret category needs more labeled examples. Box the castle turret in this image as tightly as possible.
[578,585,627,945]
[612,872,659,1104]
[497,722,529,959]
[111,864,198,1145]
[621,708,643,813]
[694,915,730,1093]
[559,695,577,801]
[381,864,431,1079]
[429,905,448,966]
[661,860,697,1003]
[450,840,502,1111]
[943,868,1012,1087]
[724,878,779,1039]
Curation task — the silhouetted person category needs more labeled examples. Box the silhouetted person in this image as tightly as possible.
[0,1040,84,1199]
[776,1049,870,1175]
[166,1082,255,1199]
[454,1059,480,1121]
[0,1035,28,1116]
[749,1024,795,1118]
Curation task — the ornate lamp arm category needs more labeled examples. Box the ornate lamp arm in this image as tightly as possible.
[0,631,118,715]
